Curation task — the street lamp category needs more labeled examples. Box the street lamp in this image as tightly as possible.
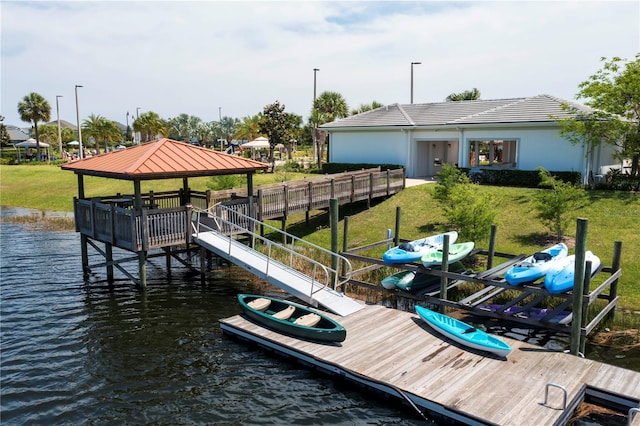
[313,68,320,102]
[135,107,141,144]
[410,61,421,104]
[56,95,63,158]
[75,85,83,159]
[312,68,320,162]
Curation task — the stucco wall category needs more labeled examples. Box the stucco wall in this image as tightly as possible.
[329,125,620,181]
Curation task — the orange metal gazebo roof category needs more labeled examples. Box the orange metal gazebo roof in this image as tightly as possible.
[61,138,268,180]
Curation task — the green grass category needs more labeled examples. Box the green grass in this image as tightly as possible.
[285,184,640,310]
[0,164,312,212]
[2,164,639,311]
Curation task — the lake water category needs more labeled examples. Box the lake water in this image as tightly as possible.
[1,207,637,425]
[0,210,429,425]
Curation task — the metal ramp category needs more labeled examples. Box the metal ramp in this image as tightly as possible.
[191,206,363,317]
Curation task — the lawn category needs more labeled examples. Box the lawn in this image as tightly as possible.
[2,164,639,310]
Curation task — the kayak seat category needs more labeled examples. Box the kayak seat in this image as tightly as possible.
[293,313,321,327]
[533,252,553,262]
[399,242,415,252]
[248,298,271,311]
[272,305,295,320]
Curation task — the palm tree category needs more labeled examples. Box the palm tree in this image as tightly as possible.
[17,92,51,161]
[133,111,164,142]
[350,101,384,115]
[311,91,348,167]
[234,114,263,142]
[446,88,481,101]
[219,116,239,144]
[169,113,202,143]
[83,114,122,152]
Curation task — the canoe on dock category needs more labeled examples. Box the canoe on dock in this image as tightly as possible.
[237,294,346,343]
[504,243,568,285]
[382,231,458,264]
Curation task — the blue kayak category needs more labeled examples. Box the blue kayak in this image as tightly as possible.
[382,231,458,264]
[504,243,568,286]
[415,305,512,358]
[544,251,601,294]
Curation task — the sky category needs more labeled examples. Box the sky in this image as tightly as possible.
[1,1,639,128]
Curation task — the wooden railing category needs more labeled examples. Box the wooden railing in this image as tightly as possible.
[215,168,405,220]
[74,198,192,251]
[73,168,405,251]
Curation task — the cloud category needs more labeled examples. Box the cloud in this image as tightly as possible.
[1,1,638,127]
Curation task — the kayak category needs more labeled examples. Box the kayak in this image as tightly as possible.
[504,243,568,285]
[382,231,458,264]
[381,262,465,292]
[415,305,512,358]
[478,304,572,325]
[421,242,475,267]
[544,251,601,294]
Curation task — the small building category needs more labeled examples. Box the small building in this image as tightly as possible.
[321,94,620,184]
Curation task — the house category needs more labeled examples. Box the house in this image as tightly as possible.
[320,94,620,184]
[6,125,30,143]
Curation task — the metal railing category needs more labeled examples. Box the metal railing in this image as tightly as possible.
[191,204,353,296]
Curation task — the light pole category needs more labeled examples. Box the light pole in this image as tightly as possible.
[75,85,83,159]
[218,107,222,122]
[313,68,320,162]
[410,61,421,104]
[313,68,320,102]
[56,95,63,158]
[135,107,141,143]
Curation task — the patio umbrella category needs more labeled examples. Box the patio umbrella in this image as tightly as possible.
[242,137,270,149]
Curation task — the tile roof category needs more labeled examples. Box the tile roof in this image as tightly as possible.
[320,94,593,129]
[61,138,268,180]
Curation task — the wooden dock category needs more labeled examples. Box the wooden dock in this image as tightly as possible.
[220,303,640,425]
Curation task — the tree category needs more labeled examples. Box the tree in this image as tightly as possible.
[133,111,164,142]
[259,101,298,171]
[446,88,481,101]
[350,101,383,115]
[555,56,640,177]
[433,164,495,243]
[533,167,587,241]
[219,116,239,145]
[234,114,263,142]
[82,114,122,152]
[169,113,202,143]
[17,92,51,161]
[0,115,10,146]
[312,91,349,167]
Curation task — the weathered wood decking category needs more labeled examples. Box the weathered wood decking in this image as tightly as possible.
[220,303,640,425]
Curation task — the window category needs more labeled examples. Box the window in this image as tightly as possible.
[469,139,517,167]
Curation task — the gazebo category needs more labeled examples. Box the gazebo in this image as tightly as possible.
[61,138,268,286]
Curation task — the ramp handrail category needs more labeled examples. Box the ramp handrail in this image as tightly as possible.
[191,205,353,295]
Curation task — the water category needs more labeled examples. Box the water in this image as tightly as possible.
[0,211,427,425]
[1,208,637,425]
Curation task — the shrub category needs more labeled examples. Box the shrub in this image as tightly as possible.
[534,167,587,240]
[443,183,497,243]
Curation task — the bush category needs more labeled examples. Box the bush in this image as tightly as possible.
[433,164,470,205]
[462,167,581,187]
[534,167,587,240]
[443,184,497,243]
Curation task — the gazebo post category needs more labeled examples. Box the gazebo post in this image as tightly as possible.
[182,177,189,205]
[134,179,147,288]
[77,174,90,276]
[246,173,254,197]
